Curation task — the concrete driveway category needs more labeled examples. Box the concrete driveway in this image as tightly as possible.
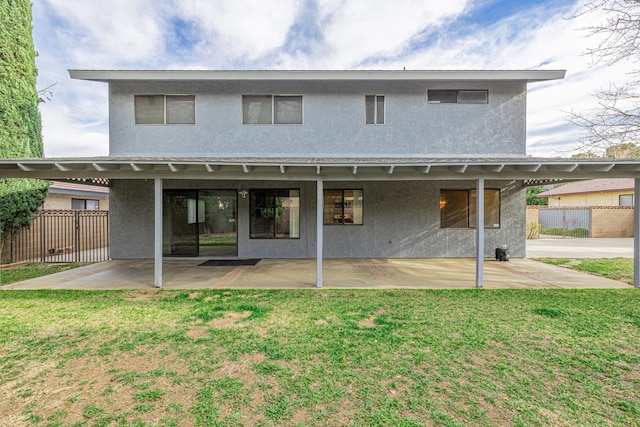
[2,257,631,290]
[526,237,633,258]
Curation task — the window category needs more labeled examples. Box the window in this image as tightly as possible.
[250,190,300,238]
[323,190,363,225]
[619,194,634,206]
[440,189,500,228]
[72,198,100,210]
[135,95,195,124]
[365,95,385,124]
[243,95,303,124]
[428,90,488,104]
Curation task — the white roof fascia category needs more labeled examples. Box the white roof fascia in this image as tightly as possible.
[2,158,640,181]
[69,69,566,83]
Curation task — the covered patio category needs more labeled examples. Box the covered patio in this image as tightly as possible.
[1,257,631,290]
[2,156,640,289]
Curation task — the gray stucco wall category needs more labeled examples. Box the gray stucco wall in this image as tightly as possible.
[109,179,525,260]
[108,80,526,158]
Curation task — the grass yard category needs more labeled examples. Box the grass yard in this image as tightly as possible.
[0,263,84,285]
[537,258,634,285]
[0,289,639,426]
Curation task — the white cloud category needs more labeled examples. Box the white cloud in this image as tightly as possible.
[42,0,164,67]
[312,0,469,67]
[173,0,301,64]
[28,0,638,158]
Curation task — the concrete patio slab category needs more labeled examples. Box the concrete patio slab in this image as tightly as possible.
[2,258,631,290]
[526,237,633,258]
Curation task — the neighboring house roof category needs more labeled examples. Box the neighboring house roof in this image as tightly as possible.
[48,181,109,198]
[69,69,566,83]
[537,178,634,198]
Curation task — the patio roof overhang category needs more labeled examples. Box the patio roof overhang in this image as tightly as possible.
[3,156,640,290]
[1,157,639,181]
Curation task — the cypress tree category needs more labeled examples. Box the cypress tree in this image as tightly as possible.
[0,0,49,256]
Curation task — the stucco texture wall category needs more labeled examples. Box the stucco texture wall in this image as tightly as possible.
[108,80,526,158]
[109,179,525,259]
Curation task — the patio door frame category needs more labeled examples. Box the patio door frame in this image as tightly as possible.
[164,189,238,257]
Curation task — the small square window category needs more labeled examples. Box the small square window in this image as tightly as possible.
[619,194,634,206]
[324,190,364,224]
[250,189,300,238]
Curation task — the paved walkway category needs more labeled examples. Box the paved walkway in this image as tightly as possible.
[526,237,633,258]
[2,257,631,290]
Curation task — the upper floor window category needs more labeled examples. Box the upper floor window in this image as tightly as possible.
[365,95,385,125]
[134,95,195,125]
[243,95,303,124]
[428,90,488,104]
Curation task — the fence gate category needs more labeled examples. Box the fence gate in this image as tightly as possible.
[2,210,109,264]
[538,208,591,237]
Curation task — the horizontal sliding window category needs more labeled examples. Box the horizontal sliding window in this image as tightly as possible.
[324,190,363,225]
[428,90,488,104]
[440,189,500,228]
[135,95,195,124]
[250,189,300,238]
[243,95,302,124]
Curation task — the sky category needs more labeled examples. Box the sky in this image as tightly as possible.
[30,0,635,158]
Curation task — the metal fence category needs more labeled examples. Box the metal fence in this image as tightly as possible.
[2,210,109,264]
[538,207,591,237]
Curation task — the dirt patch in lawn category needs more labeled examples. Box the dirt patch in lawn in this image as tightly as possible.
[121,290,163,301]
[208,311,252,329]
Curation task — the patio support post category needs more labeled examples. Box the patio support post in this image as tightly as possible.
[316,178,323,288]
[154,178,163,288]
[476,178,484,288]
[635,178,640,287]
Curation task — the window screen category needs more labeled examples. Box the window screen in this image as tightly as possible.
[274,96,303,124]
[135,95,164,124]
[166,95,195,124]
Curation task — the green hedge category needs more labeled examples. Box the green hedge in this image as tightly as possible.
[541,227,590,238]
[0,0,48,242]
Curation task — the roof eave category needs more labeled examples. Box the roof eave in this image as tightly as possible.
[68,69,566,83]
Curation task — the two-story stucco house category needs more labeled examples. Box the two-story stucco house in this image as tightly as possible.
[5,70,640,287]
[23,69,640,288]
[70,69,567,286]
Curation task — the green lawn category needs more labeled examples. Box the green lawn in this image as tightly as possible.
[0,263,84,285]
[1,289,639,426]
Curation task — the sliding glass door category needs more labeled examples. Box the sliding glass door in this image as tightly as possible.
[198,190,237,257]
[164,190,237,257]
